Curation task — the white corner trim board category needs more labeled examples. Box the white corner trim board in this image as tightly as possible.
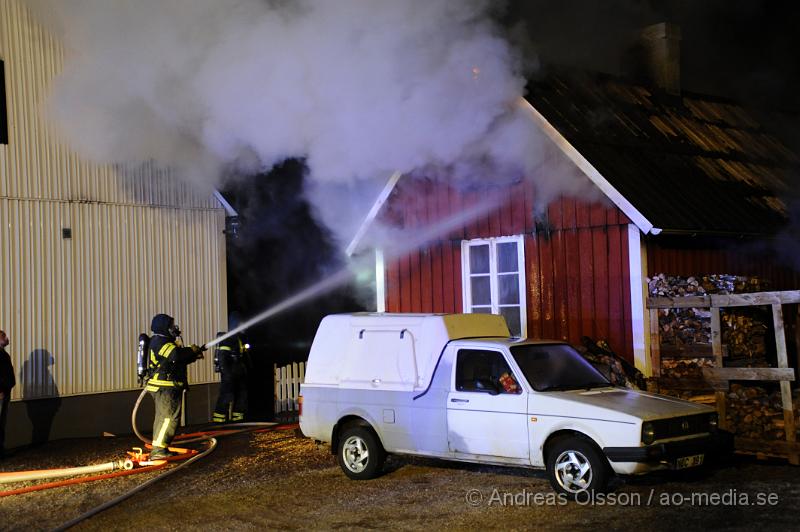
[346,171,403,257]
[627,224,650,375]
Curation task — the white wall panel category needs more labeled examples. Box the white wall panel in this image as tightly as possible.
[0,198,227,399]
[0,1,228,399]
[0,0,216,208]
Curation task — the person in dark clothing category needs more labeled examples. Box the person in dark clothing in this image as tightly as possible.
[145,314,204,459]
[212,332,250,423]
[0,329,15,459]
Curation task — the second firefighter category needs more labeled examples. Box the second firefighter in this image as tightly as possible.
[212,331,249,423]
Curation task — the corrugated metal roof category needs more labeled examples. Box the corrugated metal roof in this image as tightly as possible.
[526,71,798,235]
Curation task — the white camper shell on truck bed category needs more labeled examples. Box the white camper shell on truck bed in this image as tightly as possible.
[303,312,511,392]
[299,313,729,496]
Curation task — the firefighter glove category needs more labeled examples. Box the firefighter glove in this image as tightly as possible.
[190,344,204,358]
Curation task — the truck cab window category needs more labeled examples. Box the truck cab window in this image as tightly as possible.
[455,349,520,394]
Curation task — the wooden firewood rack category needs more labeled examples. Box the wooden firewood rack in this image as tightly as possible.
[648,291,800,464]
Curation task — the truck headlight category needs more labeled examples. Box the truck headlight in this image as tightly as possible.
[708,413,718,430]
[642,422,656,444]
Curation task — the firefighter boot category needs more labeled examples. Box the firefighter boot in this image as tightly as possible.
[150,447,178,460]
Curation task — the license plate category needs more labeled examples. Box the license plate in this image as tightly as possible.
[676,454,704,469]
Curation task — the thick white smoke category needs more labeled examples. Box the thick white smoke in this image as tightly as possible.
[29,0,595,247]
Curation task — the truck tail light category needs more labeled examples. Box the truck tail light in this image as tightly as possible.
[298,395,303,417]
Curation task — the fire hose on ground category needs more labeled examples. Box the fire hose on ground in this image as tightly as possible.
[51,437,218,532]
[52,416,297,530]
[1,326,300,530]
[1,384,298,532]
[0,388,289,493]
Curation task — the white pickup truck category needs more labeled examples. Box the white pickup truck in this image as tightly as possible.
[299,313,725,495]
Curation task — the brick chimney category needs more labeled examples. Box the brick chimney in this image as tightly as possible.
[624,22,682,95]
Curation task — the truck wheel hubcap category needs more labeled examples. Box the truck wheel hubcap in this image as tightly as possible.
[343,435,370,473]
[554,450,592,493]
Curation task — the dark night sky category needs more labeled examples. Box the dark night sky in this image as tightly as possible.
[505,0,800,111]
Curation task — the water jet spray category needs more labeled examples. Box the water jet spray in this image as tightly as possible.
[205,192,507,348]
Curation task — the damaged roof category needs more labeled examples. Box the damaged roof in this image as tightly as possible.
[526,71,799,236]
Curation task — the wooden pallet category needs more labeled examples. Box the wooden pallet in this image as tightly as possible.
[735,437,800,462]
[648,290,800,465]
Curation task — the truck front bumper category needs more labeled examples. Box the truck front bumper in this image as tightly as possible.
[603,430,733,465]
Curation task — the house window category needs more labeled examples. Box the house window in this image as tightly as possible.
[0,59,7,144]
[462,235,526,337]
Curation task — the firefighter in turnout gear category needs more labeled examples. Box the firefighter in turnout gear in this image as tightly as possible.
[212,332,250,423]
[146,313,204,459]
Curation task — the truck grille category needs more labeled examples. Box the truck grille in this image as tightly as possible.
[652,414,712,440]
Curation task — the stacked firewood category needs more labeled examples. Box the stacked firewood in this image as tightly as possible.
[577,337,646,390]
[657,307,712,346]
[648,274,707,297]
[725,384,800,441]
[721,309,770,364]
[658,358,717,403]
[648,273,782,429]
[647,273,769,297]
[648,273,771,361]
[657,389,717,403]
[661,358,715,380]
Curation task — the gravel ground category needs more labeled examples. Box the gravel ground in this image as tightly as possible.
[2,428,799,531]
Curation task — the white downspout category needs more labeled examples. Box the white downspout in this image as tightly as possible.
[375,248,386,312]
[213,190,239,217]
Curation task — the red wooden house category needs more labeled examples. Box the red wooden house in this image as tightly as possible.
[361,65,799,377]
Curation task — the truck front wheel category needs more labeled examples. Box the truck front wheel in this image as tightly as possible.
[337,426,385,480]
[546,436,611,497]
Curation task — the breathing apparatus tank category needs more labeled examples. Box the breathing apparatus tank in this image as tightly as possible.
[136,333,150,386]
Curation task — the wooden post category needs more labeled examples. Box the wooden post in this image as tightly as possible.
[273,363,279,415]
[291,362,299,410]
[773,303,799,465]
[796,306,800,380]
[649,308,661,377]
[710,307,728,430]
[285,366,291,411]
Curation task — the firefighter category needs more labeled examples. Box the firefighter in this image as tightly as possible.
[212,329,250,423]
[0,329,15,460]
[145,313,204,459]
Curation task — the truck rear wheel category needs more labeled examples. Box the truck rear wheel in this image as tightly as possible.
[337,426,385,480]
[546,436,611,497]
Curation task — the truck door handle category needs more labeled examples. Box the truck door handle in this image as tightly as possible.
[450,398,469,403]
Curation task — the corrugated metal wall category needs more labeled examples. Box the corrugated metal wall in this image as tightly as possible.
[0,0,227,399]
[0,0,215,209]
[384,177,635,362]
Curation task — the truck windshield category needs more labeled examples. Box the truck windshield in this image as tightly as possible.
[510,344,611,392]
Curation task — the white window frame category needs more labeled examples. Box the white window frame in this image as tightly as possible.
[461,235,527,337]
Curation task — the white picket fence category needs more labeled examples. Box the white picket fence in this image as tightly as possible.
[274,361,305,415]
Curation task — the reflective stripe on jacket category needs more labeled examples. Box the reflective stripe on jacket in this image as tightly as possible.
[146,338,187,391]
